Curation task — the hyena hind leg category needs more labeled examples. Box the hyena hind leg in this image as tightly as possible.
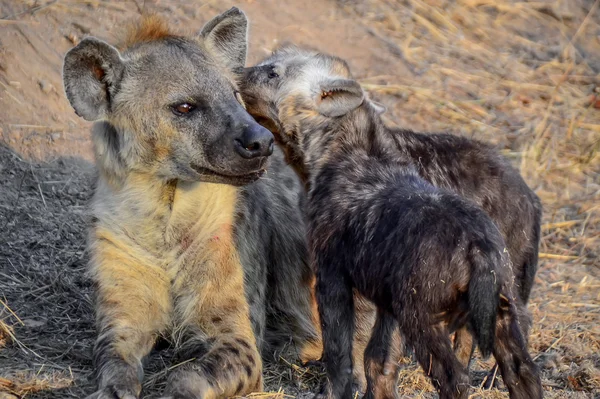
[363,310,400,399]
[492,306,542,399]
[403,322,469,399]
[453,327,474,371]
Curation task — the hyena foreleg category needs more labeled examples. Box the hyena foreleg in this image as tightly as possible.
[364,310,400,399]
[86,238,172,399]
[316,267,355,399]
[164,240,262,399]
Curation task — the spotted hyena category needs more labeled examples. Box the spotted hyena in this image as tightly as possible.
[240,46,542,396]
[63,11,316,399]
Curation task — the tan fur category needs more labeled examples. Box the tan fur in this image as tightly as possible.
[120,14,174,50]
[90,170,262,397]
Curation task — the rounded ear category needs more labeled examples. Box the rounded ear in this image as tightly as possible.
[63,37,124,121]
[370,100,386,115]
[199,7,248,71]
[317,78,364,117]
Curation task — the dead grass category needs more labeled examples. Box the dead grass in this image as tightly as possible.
[0,373,73,398]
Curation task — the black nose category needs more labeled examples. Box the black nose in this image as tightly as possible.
[234,124,274,159]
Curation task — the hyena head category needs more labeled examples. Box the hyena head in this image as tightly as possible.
[240,46,383,172]
[63,8,274,186]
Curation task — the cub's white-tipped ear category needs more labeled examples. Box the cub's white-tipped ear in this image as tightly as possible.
[63,37,124,121]
[370,100,386,115]
[199,7,248,70]
[316,78,364,117]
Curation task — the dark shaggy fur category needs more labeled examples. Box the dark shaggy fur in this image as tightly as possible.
[240,46,542,390]
[239,47,543,398]
[307,105,542,399]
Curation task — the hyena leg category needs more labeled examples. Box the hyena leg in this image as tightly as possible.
[403,323,469,399]
[87,244,171,399]
[493,306,542,399]
[453,327,474,370]
[316,271,355,399]
[164,243,262,399]
[299,275,324,365]
[483,293,533,389]
[364,310,400,399]
[351,292,377,392]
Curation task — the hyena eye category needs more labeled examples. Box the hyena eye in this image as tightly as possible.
[268,66,279,79]
[172,103,195,115]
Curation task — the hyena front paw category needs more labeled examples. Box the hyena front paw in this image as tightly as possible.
[85,386,138,399]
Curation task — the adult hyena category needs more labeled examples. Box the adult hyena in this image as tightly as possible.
[63,11,316,399]
[239,47,543,399]
[240,45,541,394]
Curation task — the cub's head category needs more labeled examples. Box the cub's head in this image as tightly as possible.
[240,46,383,171]
[63,8,273,186]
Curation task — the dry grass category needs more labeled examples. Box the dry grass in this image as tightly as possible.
[0,373,72,398]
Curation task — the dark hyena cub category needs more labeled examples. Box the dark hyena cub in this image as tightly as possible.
[241,46,542,391]
[240,49,543,399]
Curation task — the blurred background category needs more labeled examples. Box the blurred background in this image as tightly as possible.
[0,0,598,398]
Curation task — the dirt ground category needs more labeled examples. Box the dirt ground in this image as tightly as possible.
[0,0,599,398]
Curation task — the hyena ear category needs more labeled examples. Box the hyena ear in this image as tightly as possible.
[63,37,124,121]
[370,100,386,115]
[200,7,248,70]
[316,78,364,117]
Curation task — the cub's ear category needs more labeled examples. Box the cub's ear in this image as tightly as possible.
[63,37,124,121]
[370,100,386,115]
[200,7,248,71]
[316,78,364,117]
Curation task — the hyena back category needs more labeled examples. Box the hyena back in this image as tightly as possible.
[63,11,315,399]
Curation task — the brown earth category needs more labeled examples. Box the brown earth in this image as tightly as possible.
[0,0,599,398]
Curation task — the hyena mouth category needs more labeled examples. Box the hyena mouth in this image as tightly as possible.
[190,164,267,186]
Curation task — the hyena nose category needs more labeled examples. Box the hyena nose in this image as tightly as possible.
[234,124,274,159]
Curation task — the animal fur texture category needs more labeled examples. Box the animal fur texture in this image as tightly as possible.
[62,11,316,399]
[240,46,543,399]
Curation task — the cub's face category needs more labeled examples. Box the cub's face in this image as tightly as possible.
[240,47,365,159]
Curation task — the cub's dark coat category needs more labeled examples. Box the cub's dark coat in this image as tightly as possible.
[307,104,541,399]
[240,46,542,390]
[239,46,543,399]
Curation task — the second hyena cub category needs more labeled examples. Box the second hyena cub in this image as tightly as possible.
[240,50,543,399]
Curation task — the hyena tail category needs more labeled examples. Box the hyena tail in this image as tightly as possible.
[467,240,502,358]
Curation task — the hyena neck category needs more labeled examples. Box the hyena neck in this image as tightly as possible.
[92,121,147,189]
[303,103,395,187]
[91,121,240,246]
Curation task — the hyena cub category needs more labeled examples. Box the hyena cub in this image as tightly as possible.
[63,10,315,399]
[242,46,542,391]
[240,49,543,399]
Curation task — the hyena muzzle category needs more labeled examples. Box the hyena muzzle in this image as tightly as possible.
[63,10,316,399]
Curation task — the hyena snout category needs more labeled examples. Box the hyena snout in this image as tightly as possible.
[234,123,274,159]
